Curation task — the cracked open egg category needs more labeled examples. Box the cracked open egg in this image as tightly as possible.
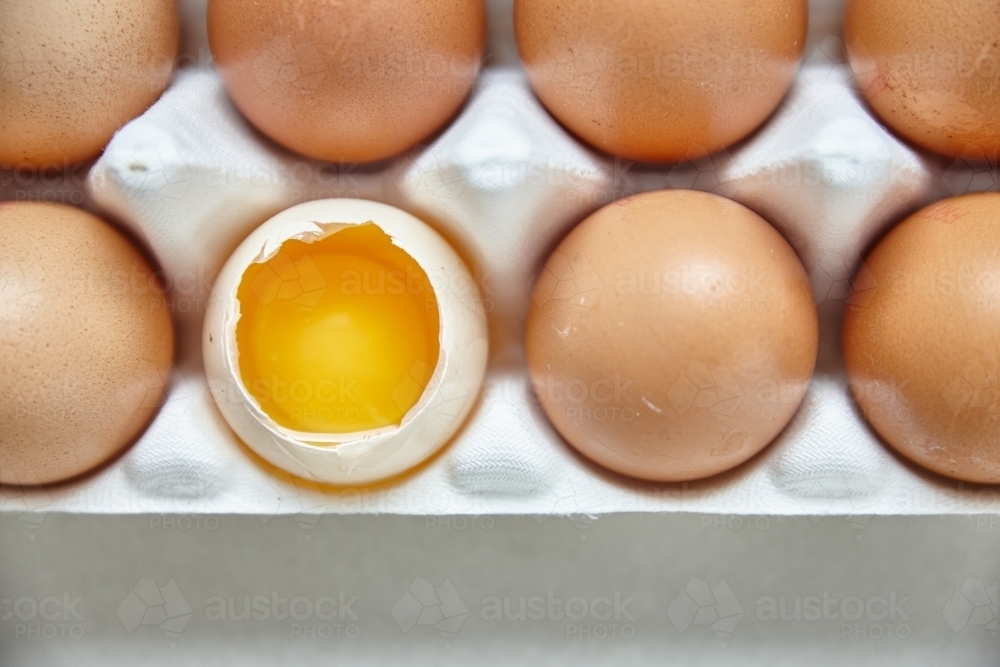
[204,199,488,484]
[526,190,818,482]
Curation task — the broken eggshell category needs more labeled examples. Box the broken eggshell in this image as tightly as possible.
[203,199,488,485]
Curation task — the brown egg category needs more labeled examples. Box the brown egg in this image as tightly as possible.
[845,0,1000,159]
[0,0,178,168]
[514,0,807,163]
[844,193,1000,484]
[208,0,486,163]
[526,190,818,482]
[0,202,174,486]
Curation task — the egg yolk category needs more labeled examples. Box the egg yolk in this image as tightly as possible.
[236,223,440,435]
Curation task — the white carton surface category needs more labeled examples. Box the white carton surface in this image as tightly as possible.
[1,0,999,519]
[0,513,998,666]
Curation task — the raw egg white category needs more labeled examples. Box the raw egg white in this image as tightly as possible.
[526,190,818,482]
[844,193,1000,483]
[0,202,174,485]
[203,199,488,485]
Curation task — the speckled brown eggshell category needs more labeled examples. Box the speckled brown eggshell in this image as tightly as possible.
[526,190,818,482]
[208,0,486,163]
[844,193,1000,484]
[0,0,178,168]
[0,202,174,486]
[514,0,808,163]
[845,0,1000,159]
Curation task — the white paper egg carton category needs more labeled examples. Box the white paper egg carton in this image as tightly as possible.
[3,0,999,518]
